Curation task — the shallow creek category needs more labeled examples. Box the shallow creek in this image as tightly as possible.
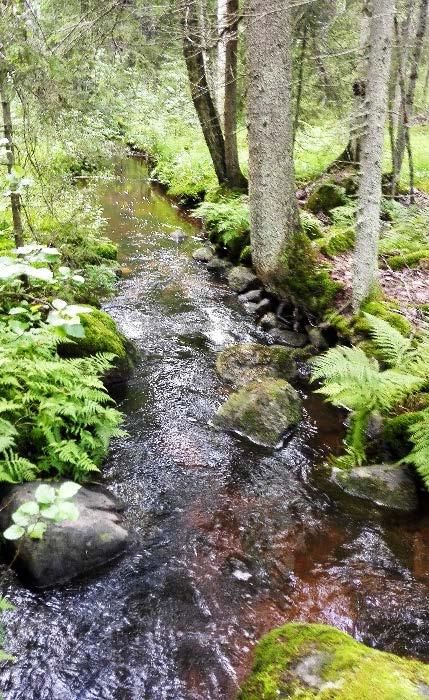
[2,157,429,699]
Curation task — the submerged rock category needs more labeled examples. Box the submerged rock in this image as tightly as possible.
[212,378,302,448]
[238,288,263,304]
[0,481,129,588]
[192,246,214,263]
[206,256,233,274]
[332,463,418,512]
[238,622,429,699]
[216,343,296,388]
[227,266,259,293]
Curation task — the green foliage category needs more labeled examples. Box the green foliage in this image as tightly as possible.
[74,264,117,306]
[355,299,413,337]
[239,245,252,266]
[0,323,124,484]
[311,313,429,468]
[379,207,429,257]
[60,308,128,360]
[388,250,429,271]
[318,226,355,257]
[3,481,81,541]
[195,195,250,260]
[300,211,323,240]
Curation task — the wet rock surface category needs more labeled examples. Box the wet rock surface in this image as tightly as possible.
[215,343,297,388]
[212,378,302,447]
[0,482,129,588]
[227,265,259,293]
[332,463,418,512]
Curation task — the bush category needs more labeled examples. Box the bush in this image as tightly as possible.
[195,195,250,260]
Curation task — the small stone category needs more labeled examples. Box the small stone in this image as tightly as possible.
[332,463,418,512]
[259,312,278,330]
[238,288,263,304]
[192,246,214,263]
[269,328,308,348]
[207,256,233,273]
[169,229,187,242]
[227,266,259,294]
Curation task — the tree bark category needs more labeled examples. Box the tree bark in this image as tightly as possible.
[293,22,308,147]
[353,0,395,309]
[180,0,228,186]
[392,0,428,195]
[0,68,24,248]
[246,0,300,296]
[222,0,247,189]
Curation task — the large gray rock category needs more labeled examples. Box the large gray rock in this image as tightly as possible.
[227,266,259,293]
[212,378,302,448]
[0,481,129,587]
[268,328,308,348]
[216,343,296,388]
[332,463,418,512]
[206,256,233,273]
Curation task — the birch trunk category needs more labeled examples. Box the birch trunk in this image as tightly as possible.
[180,0,228,185]
[0,68,23,248]
[222,0,247,189]
[246,0,300,296]
[353,0,395,309]
[392,0,428,195]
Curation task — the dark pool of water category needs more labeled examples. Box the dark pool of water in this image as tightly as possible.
[2,157,429,699]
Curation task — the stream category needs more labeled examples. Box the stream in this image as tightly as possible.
[2,156,429,699]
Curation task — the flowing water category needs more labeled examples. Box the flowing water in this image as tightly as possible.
[2,157,429,699]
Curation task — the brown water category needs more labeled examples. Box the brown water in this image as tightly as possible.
[1,157,429,699]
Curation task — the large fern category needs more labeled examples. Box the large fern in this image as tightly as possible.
[0,323,124,483]
[311,313,429,467]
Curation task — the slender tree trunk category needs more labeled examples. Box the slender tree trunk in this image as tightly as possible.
[392,0,428,195]
[216,0,227,122]
[180,0,228,185]
[0,69,24,248]
[246,0,300,296]
[199,0,216,102]
[293,23,308,146]
[353,0,395,309]
[222,0,247,189]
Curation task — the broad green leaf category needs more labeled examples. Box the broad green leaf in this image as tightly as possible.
[35,484,56,504]
[11,511,30,527]
[40,504,59,520]
[0,596,15,611]
[18,500,40,516]
[8,307,25,315]
[67,305,92,315]
[58,482,81,500]
[65,323,85,339]
[25,266,53,281]
[27,521,47,540]
[56,501,79,522]
[8,320,26,334]
[51,298,68,311]
[3,524,25,540]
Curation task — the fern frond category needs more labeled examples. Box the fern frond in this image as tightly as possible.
[364,313,412,366]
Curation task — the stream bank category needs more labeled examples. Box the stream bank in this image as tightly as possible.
[1,157,429,700]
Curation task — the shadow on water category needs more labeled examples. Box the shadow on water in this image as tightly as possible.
[2,156,429,699]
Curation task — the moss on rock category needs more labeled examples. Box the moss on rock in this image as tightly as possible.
[212,378,302,448]
[306,182,348,215]
[239,245,253,266]
[215,343,296,388]
[354,299,413,337]
[301,211,323,240]
[318,226,355,257]
[92,240,118,261]
[238,623,429,699]
[388,250,429,271]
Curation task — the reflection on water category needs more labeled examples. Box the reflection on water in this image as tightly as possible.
[2,157,429,700]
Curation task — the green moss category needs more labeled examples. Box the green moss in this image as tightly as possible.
[306,182,348,215]
[301,211,323,240]
[388,250,429,271]
[354,300,413,337]
[92,241,118,261]
[323,310,353,340]
[238,623,429,700]
[60,308,127,359]
[215,343,296,388]
[283,232,342,317]
[319,226,355,257]
[239,245,253,266]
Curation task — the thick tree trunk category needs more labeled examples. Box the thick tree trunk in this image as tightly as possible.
[222,0,247,189]
[392,0,428,195]
[0,70,24,248]
[246,0,300,296]
[180,0,228,185]
[293,23,308,146]
[353,0,395,309]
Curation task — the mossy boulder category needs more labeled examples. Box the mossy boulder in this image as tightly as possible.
[238,622,429,699]
[318,226,355,257]
[227,266,259,293]
[301,211,323,240]
[216,344,296,389]
[306,182,347,215]
[92,241,118,261]
[388,250,429,271]
[212,378,302,448]
[332,463,418,513]
[60,308,135,383]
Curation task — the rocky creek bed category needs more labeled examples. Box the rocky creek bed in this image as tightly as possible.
[1,157,429,699]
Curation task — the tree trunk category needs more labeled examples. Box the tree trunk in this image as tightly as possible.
[180,0,228,186]
[246,0,300,296]
[293,22,308,146]
[0,69,24,248]
[222,0,247,189]
[216,0,227,122]
[392,0,428,195]
[353,0,395,309]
